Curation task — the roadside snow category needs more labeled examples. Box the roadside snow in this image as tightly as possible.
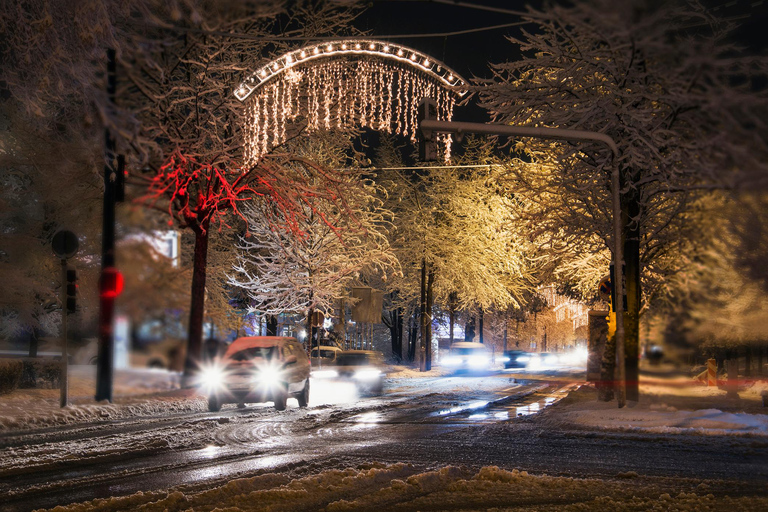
[37,463,768,511]
[541,375,768,436]
[0,366,206,431]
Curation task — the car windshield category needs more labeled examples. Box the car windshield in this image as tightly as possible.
[312,350,337,359]
[336,353,375,366]
[229,346,276,362]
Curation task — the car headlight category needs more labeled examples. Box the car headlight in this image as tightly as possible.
[517,356,530,363]
[198,365,225,392]
[469,355,489,368]
[444,356,462,366]
[501,356,511,362]
[255,363,283,385]
[312,369,339,379]
[354,368,382,380]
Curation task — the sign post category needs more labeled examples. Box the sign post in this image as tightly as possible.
[52,230,79,408]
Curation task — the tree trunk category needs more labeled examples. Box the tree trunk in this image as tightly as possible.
[389,307,403,362]
[479,308,484,344]
[306,306,314,356]
[28,329,39,358]
[599,330,616,402]
[464,316,476,342]
[419,258,427,372]
[448,292,457,345]
[425,266,434,371]
[407,311,417,361]
[745,345,752,377]
[623,182,642,402]
[183,225,210,385]
[266,315,278,336]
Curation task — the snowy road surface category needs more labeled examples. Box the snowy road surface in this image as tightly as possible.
[1,370,767,511]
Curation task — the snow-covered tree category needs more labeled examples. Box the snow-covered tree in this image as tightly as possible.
[477,0,768,399]
[229,133,399,346]
[379,139,536,368]
[118,2,363,380]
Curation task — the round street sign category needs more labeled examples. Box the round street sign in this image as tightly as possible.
[598,275,612,302]
[52,230,79,259]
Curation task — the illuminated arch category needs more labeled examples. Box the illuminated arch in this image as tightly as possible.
[235,39,468,164]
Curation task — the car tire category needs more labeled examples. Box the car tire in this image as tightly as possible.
[297,379,310,408]
[208,395,221,412]
[273,388,287,411]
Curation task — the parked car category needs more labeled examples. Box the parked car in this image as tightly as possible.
[318,350,386,395]
[443,342,492,372]
[310,345,343,366]
[502,350,533,369]
[199,336,310,412]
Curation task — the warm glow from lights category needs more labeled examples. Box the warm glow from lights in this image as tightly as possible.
[235,39,466,163]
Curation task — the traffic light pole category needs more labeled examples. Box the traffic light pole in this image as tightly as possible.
[60,259,68,408]
[420,117,626,407]
[96,48,118,403]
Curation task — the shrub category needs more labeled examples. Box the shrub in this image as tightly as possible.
[0,359,23,394]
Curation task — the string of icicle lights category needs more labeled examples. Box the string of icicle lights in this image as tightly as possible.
[236,40,467,165]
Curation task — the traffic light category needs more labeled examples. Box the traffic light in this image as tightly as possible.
[418,98,438,162]
[66,269,78,314]
[99,267,124,299]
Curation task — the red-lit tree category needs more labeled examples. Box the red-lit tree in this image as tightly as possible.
[121,1,362,382]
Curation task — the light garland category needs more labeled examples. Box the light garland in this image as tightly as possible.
[239,40,466,165]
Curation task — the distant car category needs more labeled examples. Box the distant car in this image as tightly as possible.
[443,342,492,372]
[310,345,343,366]
[502,350,533,369]
[538,352,560,367]
[199,336,310,412]
[317,350,386,395]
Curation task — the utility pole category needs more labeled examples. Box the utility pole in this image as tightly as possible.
[419,114,627,407]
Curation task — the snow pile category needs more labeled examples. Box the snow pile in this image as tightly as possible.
[40,464,768,511]
[542,379,768,436]
[0,366,206,432]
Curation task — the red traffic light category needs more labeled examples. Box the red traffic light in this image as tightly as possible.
[100,267,124,298]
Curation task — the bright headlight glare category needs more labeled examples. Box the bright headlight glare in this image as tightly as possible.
[501,356,511,362]
[469,355,489,368]
[312,369,338,379]
[444,356,461,366]
[354,368,382,380]
[199,365,225,391]
[256,364,282,384]
[517,356,530,363]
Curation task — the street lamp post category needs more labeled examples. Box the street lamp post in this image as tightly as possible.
[420,117,626,407]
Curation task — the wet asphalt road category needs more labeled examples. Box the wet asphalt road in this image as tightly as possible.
[1,373,767,511]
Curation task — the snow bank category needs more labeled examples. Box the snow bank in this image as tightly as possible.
[0,366,206,431]
[542,380,768,436]
[40,463,768,511]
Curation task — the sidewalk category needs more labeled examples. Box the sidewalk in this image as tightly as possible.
[538,364,768,436]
